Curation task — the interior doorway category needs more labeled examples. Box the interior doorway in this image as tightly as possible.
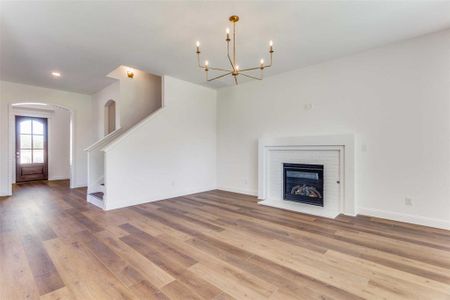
[8,102,73,193]
[15,116,48,182]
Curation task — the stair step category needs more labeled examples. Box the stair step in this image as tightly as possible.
[90,192,104,200]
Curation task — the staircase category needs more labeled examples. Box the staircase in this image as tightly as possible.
[90,191,104,199]
[84,75,215,211]
[88,191,104,207]
[84,66,164,210]
[85,128,123,209]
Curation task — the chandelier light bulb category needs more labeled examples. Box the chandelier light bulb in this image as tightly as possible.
[226,28,230,34]
[205,60,209,66]
[269,40,273,47]
[260,59,264,65]
[196,41,200,47]
[235,65,239,71]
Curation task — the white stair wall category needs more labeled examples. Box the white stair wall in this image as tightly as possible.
[102,76,217,210]
[85,66,163,208]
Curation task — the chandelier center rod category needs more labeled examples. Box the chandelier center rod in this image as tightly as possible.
[232,20,237,69]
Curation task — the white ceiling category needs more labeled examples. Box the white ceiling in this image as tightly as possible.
[1,1,450,94]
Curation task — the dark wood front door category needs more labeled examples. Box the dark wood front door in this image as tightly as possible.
[16,116,48,182]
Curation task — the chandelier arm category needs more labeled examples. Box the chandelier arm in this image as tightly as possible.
[207,72,232,82]
[239,66,261,72]
[241,52,274,71]
[240,72,262,80]
[266,52,273,67]
[227,54,235,69]
[226,42,235,69]
[234,76,238,85]
[198,51,230,72]
[240,55,273,72]
[197,53,206,69]
[208,67,233,72]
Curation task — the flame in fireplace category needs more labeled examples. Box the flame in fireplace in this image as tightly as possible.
[291,185,322,198]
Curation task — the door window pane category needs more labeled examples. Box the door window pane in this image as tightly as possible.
[20,134,32,149]
[32,120,44,134]
[33,150,44,163]
[33,135,44,149]
[20,120,32,134]
[20,150,32,164]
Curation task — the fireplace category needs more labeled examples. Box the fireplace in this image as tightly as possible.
[283,163,324,206]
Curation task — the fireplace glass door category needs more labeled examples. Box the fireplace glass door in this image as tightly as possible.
[283,163,324,206]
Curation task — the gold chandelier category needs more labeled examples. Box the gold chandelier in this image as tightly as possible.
[195,15,274,85]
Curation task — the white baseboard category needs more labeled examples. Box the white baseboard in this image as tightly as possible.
[358,207,450,230]
[105,185,217,211]
[217,186,258,196]
[70,183,87,189]
[48,176,70,181]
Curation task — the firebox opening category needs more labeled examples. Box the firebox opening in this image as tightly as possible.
[283,163,324,207]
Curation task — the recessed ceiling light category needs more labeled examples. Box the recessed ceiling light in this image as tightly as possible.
[51,71,61,77]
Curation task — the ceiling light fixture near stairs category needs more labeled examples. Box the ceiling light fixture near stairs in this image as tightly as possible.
[195,15,274,85]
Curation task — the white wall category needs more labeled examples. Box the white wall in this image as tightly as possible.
[11,105,71,181]
[217,30,450,229]
[46,106,71,180]
[117,68,162,130]
[0,81,94,194]
[103,76,217,210]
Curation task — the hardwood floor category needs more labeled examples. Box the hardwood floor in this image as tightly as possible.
[1,180,450,299]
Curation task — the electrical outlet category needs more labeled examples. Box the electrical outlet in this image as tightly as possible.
[404,197,413,206]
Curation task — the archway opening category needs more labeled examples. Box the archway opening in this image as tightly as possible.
[8,102,74,193]
[104,100,116,136]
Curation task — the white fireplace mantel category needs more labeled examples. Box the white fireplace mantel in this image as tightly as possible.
[258,134,356,218]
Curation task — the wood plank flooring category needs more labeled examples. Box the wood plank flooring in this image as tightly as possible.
[1,180,450,299]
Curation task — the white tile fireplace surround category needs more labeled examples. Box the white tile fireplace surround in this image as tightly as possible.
[258,135,355,218]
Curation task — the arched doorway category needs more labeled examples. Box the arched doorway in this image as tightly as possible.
[8,102,74,192]
[104,100,116,135]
